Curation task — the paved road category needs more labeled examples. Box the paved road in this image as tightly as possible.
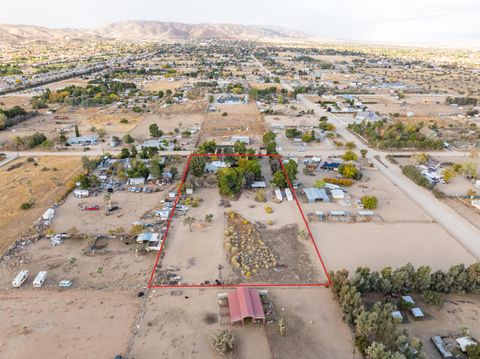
[298,94,480,259]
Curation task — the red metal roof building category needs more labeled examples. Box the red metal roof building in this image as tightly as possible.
[227,287,265,325]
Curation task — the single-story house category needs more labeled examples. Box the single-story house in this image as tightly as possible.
[402,296,415,304]
[456,336,478,352]
[67,135,98,146]
[303,187,330,203]
[431,336,453,358]
[227,287,265,325]
[205,161,228,173]
[391,311,403,321]
[355,111,381,123]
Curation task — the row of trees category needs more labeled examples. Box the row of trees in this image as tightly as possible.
[0,106,30,130]
[348,120,444,150]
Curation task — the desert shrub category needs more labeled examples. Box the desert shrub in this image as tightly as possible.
[254,189,266,202]
[361,196,378,209]
[209,329,234,355]
[19,199,35,210]
[265,205,273,214]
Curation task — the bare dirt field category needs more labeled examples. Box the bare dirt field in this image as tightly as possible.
[129,287,359,359]
[199,102,266,144]
[42,77,90,91]
[0,157,82,255]
[0,289,139,359]
[311,222,476,273]
[140,78,186,92]
[0,94,33,111]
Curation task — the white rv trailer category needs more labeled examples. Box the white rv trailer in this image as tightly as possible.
[12,270,29,288]
[33,271,47,288]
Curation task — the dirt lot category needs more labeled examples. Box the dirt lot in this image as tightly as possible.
[0,235,154,290]
[199,102,266,144]
[0,94,33,111]
[155,183,327,286]
[140,78,186,92]
[403,294,480,359]
[129,287,359,359]
[0,289,139,359]
[52,190,171,235]
[311,221,476,273]
[0,157,82,255]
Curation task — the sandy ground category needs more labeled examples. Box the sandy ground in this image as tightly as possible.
[140,78,186,92]
[0,157,82,255]
[129,287,359,359]
[0,289,139,359]
[312,222,476,273]
[0,94,34,111]
[52,190,171,235]
[404,294,480,359]
[42,77,90,91]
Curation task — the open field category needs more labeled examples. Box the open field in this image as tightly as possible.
[0,289,139,359]
[312,221,476,273]
[129,287,359,359]
[0,94,34,111]
[41,77,90,91]
[0,157,82,254]
[140,78,187,92]
[199,102,266,144]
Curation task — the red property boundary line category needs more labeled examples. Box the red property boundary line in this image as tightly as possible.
[147,153,332,289]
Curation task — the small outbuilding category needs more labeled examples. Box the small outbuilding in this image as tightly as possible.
[411,307,424,319]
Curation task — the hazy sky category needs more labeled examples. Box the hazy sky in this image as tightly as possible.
[1,0,479,47]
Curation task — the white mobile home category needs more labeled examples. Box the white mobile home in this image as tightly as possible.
[73,189,90,198]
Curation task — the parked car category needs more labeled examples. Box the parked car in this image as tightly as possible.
[85,205,99,211]
[59,279,73,288]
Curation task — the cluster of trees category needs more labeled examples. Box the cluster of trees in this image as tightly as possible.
[263,131,277,155]
[0,63,23,75]
[270,159,298,189]
[331,262,480,358]
[12,132,49,149]
[342,150,358,161]
[216,152,262,196]
[348,120,444,150]
[0,106,29,130]
[446,96,478,106]
[319,116,336,131]
[248,86,279,100]
[31,80,137,108]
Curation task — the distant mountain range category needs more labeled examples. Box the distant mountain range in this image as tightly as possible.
[0,21,310,41]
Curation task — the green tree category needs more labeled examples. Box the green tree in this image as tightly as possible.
[284,159,298,183]
[217,168,244,196]
[345,141,356,150]
[191,156,207,177]
[361,196,378,209]
[262,131,276,145]
[149,123,163,138]
[81,156,97,173]
[466,344,480,359]
[271,170,287,189]
[74,124,80,137]
[361,149,368,158]
[183,216,196,232]
[338,163,359,179]
[123,134,134,144]
[198,140,217,154]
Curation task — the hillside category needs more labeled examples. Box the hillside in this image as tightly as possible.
[0,21,309,41]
